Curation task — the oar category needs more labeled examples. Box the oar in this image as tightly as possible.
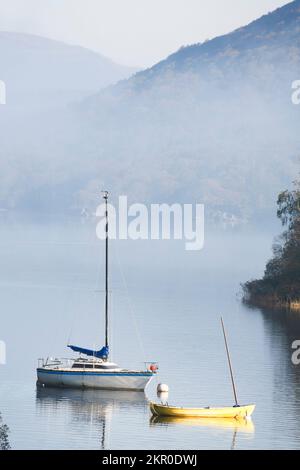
[221,317,239,407]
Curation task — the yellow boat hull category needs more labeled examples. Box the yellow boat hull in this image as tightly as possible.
[150,402,255,420]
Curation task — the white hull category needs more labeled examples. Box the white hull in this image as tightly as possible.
[37,368,154,391]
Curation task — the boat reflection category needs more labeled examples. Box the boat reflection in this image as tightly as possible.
[150,415,254,450]
[150,415,255,432]
[36,386,147,449]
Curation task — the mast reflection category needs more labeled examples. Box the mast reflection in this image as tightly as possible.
[36,386,147,449]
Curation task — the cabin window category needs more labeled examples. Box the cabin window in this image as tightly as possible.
[72,363,118,370]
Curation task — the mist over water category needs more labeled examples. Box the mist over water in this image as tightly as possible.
[0,217,300,449]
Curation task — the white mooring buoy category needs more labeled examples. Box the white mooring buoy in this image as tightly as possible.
[157,383,169,393]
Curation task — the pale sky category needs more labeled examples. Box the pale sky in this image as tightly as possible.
[0,0,290,67]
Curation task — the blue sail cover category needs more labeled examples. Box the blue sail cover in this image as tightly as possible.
[68,345,109,359]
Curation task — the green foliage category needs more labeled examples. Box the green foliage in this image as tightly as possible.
[243,179,300,306]
[277,180,300,229]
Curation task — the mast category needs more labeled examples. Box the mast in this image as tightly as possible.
[221,317,239,407]
[102,191,109,354]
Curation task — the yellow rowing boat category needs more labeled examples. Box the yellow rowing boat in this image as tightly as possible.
[149,402,255,420]
[150,319,256,422]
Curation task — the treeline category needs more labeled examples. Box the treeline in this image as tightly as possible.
[243,180,300,309]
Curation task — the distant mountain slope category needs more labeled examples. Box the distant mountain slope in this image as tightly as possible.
[91,0,300,95]
[154,0,300,71]
[0,32,138,108]
[1,1,300,219]
[71,0,300,217]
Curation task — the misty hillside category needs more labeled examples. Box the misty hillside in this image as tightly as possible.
[1,1,300,221]
[0,32,138,110]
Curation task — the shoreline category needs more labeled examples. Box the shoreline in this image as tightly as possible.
[243,297,300,312]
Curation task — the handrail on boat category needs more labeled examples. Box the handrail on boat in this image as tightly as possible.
[38,357,74,368]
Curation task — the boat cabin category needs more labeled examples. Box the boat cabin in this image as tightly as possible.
[71,358,120,371]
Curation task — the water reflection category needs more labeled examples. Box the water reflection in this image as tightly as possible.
[150,415,254,450]
[240,305,300,449]
[36,386,147,449]
[0,412,10,450]
[150,415,254,431]
[4,223,300,449]
[256,307,300,402]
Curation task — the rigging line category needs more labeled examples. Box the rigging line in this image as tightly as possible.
[67,227,104,346]
[88,224,106,350]
[113,241,147,362]
[110,289,114,363]
[61,275,83,350]
[109,232,116,362]
[67,286,82,346]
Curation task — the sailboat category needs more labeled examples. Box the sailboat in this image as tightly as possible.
[37,191,157,391]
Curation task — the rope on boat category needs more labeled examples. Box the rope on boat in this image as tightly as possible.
[113,241,147,363]
[67,228,106,348]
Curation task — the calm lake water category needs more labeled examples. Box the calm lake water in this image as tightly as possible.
[1,216,300,450]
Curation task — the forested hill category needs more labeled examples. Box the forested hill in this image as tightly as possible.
[1,1,300,217]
